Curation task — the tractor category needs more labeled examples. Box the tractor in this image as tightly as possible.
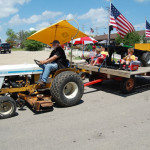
[0,63,84,119]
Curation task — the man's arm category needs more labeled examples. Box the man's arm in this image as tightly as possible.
[40,55,59,64]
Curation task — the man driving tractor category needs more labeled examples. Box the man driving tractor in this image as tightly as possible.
[37,40,68,86]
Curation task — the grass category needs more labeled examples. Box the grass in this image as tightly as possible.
[74,56,82,60]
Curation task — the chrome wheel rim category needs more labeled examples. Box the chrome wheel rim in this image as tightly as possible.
[63,82,78,99]
[0,101,13,116]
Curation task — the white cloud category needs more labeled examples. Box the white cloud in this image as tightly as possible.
[135,0,150,2]
[29,22,50,31]
[66,14,74,20]
[134,23,145,30]
[9,10,63,25]
[78,8,108,28]
[0,0,30,18]
[36,22,50,30]
[29,27,36,31]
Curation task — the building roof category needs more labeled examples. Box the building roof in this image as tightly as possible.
[94,30,145,41]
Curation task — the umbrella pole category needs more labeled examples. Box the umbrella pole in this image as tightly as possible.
[70,37,73,67]
[67,19,80,67]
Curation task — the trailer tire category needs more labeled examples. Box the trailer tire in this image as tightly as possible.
[141,52,150,67]
[0,96,16,119]
[50,71,84,107]
[121,77,135,94]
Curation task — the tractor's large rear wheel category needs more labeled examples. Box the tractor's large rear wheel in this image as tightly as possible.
[141,52,150,67]
[50,71,84,107]
[0,96,16,119]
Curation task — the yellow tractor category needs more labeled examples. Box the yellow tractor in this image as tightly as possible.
[134,43,150,67]
[0,20,87,119]
[0,64,84,119]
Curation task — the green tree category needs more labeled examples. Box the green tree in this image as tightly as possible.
[115,31,141,46]
[24,31,44,51]
[17,30,29,49]
[6,29,17,47]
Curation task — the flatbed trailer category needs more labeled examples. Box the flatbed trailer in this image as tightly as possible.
[77,64,150,78]
[76,64,150,93]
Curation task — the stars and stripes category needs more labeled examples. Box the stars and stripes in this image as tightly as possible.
[146,20,150,37]
[109,3,135,39]
[90,28,94,33]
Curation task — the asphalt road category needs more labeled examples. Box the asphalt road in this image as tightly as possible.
[1,51,150,150]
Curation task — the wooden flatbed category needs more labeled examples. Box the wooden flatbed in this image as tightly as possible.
[77,64,150,78]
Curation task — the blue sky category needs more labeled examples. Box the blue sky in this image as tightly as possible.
[0,0,150,42]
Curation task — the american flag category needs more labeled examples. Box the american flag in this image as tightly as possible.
[90,28,94,33]
[110,3,135,39]
[146,20,150,37]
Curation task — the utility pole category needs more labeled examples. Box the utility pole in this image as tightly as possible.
[95,27,99,36]
[82,24,85,33]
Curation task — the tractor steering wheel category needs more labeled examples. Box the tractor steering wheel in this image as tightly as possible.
[34,59,41,66]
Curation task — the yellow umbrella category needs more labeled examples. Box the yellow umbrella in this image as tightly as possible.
[27,20,88,46]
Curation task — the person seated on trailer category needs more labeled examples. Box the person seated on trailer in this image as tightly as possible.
[100,46,108,56]
[89,48,102,66]
[94,46,109,66]
[119,48,136,71]
[38,40,68,86]
[85,45,96,63]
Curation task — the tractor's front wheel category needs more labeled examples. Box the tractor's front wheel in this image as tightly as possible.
[50,71,84,107]
[0,96,16,119]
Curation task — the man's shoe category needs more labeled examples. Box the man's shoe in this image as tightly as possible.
[36,80,46,87]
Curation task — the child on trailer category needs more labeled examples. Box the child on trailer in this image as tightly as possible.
[119,48,136,70]
[89,48,103,66]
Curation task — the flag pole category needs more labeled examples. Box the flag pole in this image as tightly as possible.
[108,0,112,45]
[145,16,147,43]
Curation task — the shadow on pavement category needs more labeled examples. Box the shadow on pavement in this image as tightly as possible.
[84,76,150,97]
[53,99,84,108]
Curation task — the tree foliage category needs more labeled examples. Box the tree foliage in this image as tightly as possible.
[23,31,44,51]
[17,30,29,48]
[6,29,17,47]
[6,29,45,51]
[115,31,141,46]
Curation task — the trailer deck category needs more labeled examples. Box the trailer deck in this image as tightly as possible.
[77,64,150,78]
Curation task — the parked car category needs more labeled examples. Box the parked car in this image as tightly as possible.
[0,43,11,54]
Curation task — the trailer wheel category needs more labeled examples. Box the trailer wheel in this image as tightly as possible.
[50,71,84,107]
[121,77,135,94]
[141,52,150,67]
[0,96,16,119]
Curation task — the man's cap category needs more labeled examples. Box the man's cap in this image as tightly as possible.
[51,40,60,45]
